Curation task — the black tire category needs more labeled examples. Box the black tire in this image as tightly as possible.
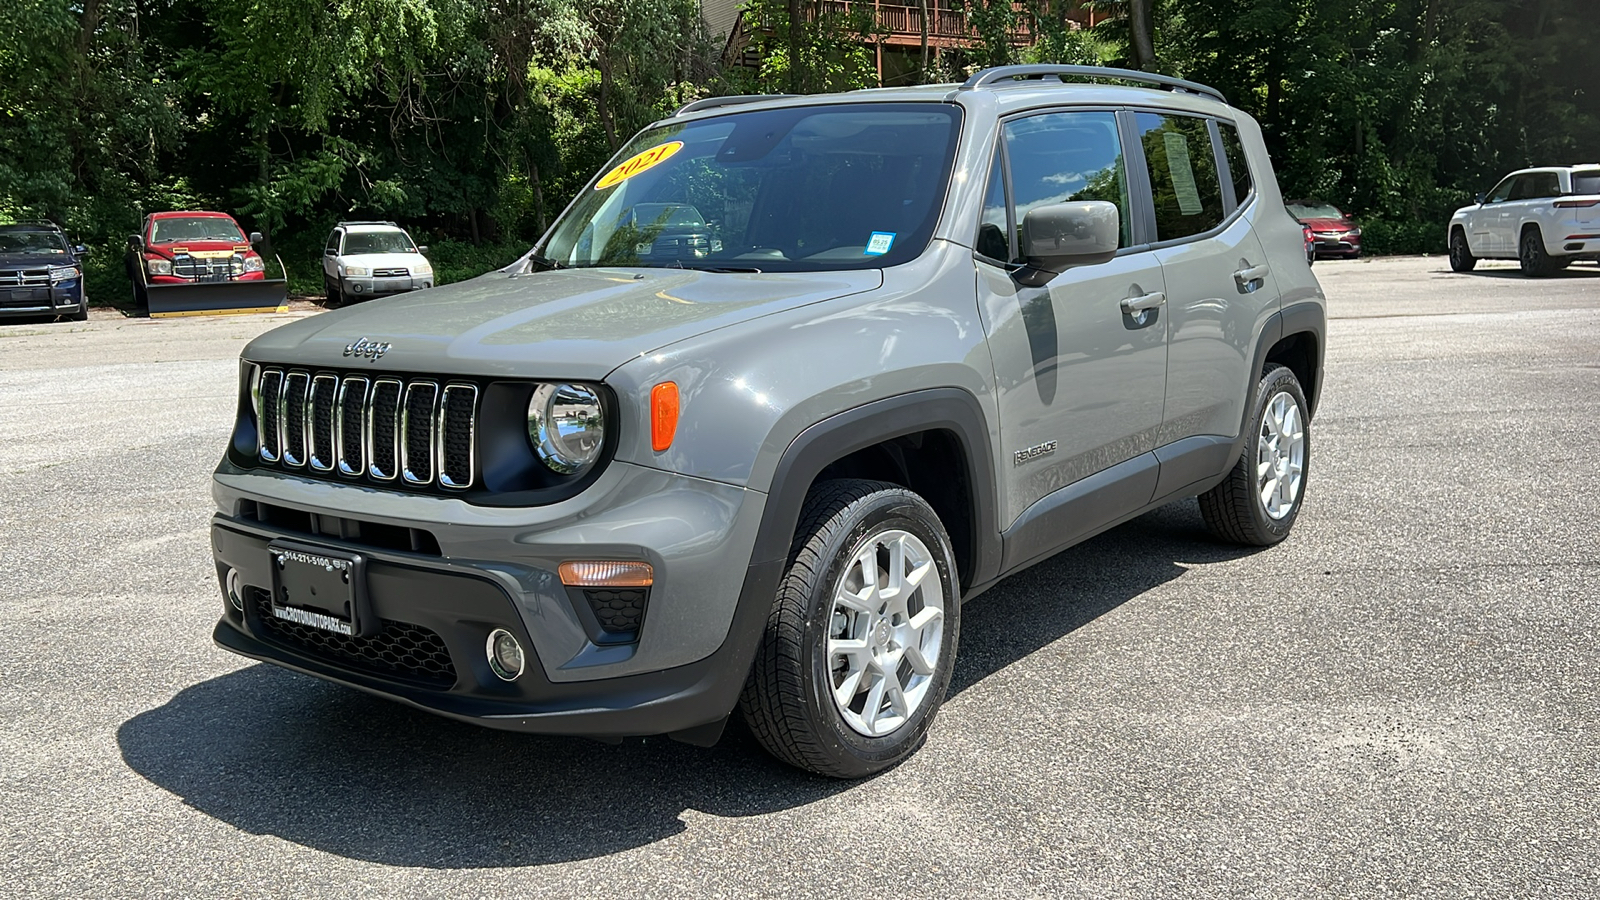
[1449,229,1476,272]
[740,479,961,779]
[1519,227,1558,277]
[67,302,88,322]
[325,278,344,308]
[1198,364,1311,546]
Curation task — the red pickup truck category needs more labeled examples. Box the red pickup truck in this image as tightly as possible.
[126,211,286,316]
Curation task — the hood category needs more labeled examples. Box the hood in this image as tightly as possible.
[146,239,255,258]
[1298,217,1354,232]
[338,252,430,270]
[0,251,72,270]
[244,265,882,380]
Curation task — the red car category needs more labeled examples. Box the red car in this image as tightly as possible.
[125,211,283,316]
[1287,200,1362,259]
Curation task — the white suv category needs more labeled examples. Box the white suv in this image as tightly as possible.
[1449,165,1600,276]
[322,222,434,305]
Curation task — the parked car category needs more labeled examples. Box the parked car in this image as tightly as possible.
[209,65,1325,778]
[1286,200,1361,258]
[0,221,89,322]
[1448,165,1600,276]
[321,221,433,306]
[1300,220,1316,266]
[125,211,286,316]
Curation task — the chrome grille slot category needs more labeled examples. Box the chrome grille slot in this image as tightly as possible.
[0,268,50,287]
[279,371,311,467]
[373,267,408,278]
[307,375,338,471]
[401,382,439,485]
[257,369,283,462]
[249,367,478,490]
[367,379,402,481]
[436,384,478,489]
[336,377,368,476]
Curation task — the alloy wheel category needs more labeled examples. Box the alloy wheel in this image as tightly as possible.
[1256,391,1306,520]
[826,528,946,737]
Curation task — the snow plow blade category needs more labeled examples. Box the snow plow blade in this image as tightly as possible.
[145,280,288,318]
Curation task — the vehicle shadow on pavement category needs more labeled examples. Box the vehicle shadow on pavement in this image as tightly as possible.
[1455,266,1600,279]
[117,500,1253,868]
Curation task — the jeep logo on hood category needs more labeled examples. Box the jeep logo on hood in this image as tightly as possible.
[343,337,392,362]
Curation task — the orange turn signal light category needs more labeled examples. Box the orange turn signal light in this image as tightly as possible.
[651,381,679,452]
[558,561,654,588]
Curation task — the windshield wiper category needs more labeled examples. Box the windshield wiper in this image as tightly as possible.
[520,252,565,273]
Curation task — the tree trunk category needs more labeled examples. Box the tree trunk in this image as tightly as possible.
[788,0,803,93]
[919,0,929,81]
[1129,0,1156,71]
[531,161,548,235]
[597,53,618,149]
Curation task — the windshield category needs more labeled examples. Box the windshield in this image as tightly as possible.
[343,230,417,255]
[150,216,246,244]
[540,103,962,271]
[1572,171,1600,195]
[1287,203,1344,220]
[0,231,69,255]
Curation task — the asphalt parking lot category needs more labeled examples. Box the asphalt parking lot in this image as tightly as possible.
[2,255,1596,898]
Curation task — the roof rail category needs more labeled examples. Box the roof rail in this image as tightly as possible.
[675,95,795,116]
[0,219,63,230]
[960,65,1227,104]
[337,220,400,227]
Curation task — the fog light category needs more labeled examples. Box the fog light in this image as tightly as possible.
[486,628,524,681]
[226,568,244,611]
[351,282,364,294]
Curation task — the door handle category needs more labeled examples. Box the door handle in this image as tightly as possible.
[1234,264,1270,287]
[1120,291,1166,314]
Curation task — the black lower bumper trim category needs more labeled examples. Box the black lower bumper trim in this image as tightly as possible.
[211,519,782,738]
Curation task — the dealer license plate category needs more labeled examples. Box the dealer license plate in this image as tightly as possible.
[267,541,367,635]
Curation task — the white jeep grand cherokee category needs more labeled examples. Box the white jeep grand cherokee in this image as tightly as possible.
[1449,165,1600,276]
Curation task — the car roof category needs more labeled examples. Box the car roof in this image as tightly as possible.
[341,222,406,233]
[150,210,236,219]
[0,222,63,233]
[669,71,1237,129]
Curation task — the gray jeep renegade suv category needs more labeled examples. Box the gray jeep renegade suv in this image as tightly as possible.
[210,65,1325,778]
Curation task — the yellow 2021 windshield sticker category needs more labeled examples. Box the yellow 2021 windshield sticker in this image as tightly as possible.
[595,141,683,190]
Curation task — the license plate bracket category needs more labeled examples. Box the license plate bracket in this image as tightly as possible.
[267,540,373,637]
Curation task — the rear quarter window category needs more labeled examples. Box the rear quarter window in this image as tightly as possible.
[1217,121,1253,206]
[1572,171,1600,195]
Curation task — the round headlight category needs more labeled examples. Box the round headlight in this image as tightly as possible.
[528,382,605,474]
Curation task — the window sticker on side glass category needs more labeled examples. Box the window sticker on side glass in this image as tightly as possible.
[595,141,683,190]
[1162,132,1204,215]
[864,232,896,256]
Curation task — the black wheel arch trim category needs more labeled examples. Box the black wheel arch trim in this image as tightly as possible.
[748,387,1002,592]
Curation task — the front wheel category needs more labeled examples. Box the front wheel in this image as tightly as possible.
[740,479,961,778]
[1449,230,1476,272]
[1199,364,1311,546]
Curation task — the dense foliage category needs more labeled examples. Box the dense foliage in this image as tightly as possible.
[1,0,1595,305]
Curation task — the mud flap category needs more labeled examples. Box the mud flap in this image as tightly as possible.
[145,280,288,317]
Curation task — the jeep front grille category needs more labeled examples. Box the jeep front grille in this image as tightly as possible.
[255,367,478,490]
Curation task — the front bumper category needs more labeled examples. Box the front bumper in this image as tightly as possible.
[342,275,432,298]
[211,520,779,738]
[0,281,84,317]
[1312,233,1362,257]
[209,459,773,737]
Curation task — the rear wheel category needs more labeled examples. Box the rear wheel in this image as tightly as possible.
[1449,229,1476,272]
[1199,364,1310,546]
[1519,227,1559,277]
[740,479,960,778]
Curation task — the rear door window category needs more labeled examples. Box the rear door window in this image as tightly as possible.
[1217,121,1253,207]
[1134,112,1225,241]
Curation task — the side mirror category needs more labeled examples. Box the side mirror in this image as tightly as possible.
[128,234,144,250]
[415,245,428,255]
[1474,192,1486,205]
[249,231,264,245]
[75,244,90,257]
[1020,201,1121,276]
[323,247,337,256]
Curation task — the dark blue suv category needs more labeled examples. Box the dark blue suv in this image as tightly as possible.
[0,222,89,322]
